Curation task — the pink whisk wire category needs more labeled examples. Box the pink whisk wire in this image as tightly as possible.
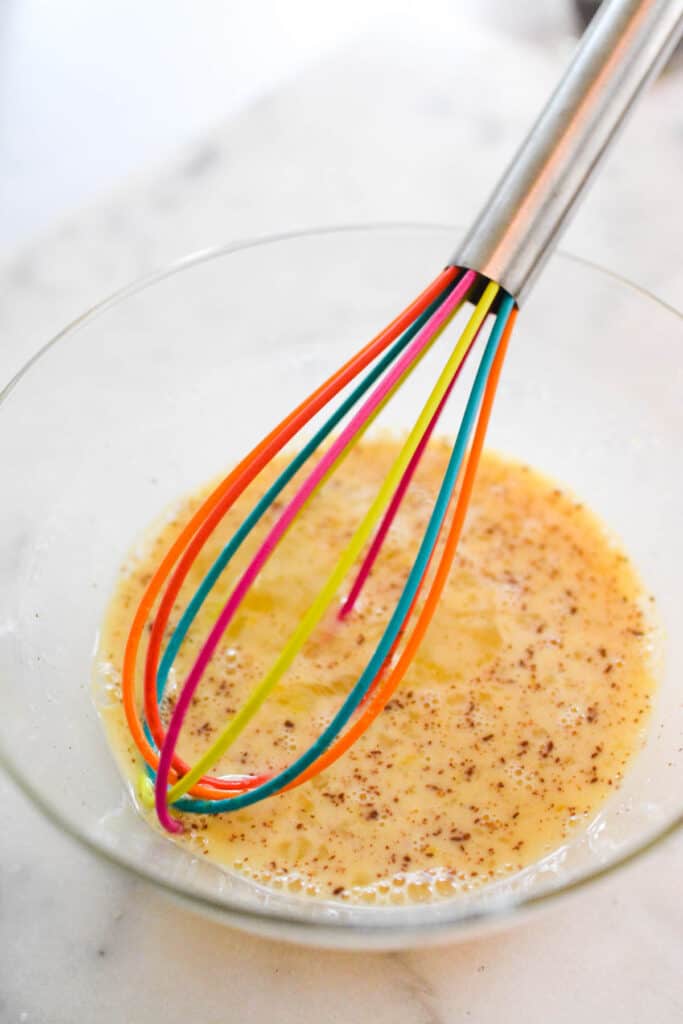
[338,315,486,620]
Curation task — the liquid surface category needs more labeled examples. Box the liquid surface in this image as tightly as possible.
[96,440,656,903]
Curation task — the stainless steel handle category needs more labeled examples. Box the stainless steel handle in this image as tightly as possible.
[450,0,683,303]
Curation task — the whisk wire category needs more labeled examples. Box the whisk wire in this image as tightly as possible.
[155,281,503,828]
[165,291,516,820]
[121,267,459,788]
[154,272,479,823]
[145,272,470,788]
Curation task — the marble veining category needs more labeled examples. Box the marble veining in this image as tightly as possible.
[391,954,445,1024]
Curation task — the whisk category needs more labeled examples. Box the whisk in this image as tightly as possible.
[120,0,682,833]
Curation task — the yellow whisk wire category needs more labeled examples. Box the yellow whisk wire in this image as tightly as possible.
[167,281,498,803]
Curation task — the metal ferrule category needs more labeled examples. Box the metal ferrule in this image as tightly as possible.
[450,0,683,304]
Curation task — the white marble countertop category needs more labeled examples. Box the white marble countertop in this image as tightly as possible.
[1,13,682,1023]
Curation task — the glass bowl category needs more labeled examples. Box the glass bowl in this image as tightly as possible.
[1,225,681,950]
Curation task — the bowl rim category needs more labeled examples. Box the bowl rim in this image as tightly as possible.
[2,221,682,942]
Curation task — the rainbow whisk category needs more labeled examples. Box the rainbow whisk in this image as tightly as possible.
[120,0,682,834]
[125,271,516,833]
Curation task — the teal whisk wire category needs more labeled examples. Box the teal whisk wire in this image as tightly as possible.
[150,292,514,815]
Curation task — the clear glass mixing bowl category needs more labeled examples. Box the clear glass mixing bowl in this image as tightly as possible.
[1,225,681,950]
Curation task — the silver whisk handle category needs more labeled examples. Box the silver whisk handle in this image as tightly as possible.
[450,0,683,304]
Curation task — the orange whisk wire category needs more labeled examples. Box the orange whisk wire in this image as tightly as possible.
[121,268,459,797]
